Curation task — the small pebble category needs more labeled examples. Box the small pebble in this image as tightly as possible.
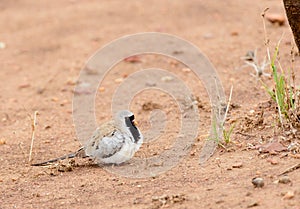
[161,76,173,82]
[115,78,123,83]
[230,31,239,36]
[51,97,59,102]
[247,201,259,208]
[203,33,214,39]
[215,199,224,204]
[99,87,105,92]
[232,162,243,168]
[266,13,285,26]
[283,191,294,200]
[0,138,6,145]
[0,42,5,49]
[169,60,179,66]
[182,68,191,73]
[245,191,252,196]
[145,81,156,87]
[278,176,291,184]
[44,125,51,130]
[18,83,30,89]
[60,99,68,106]
[287,142,299,152]
[267,158,278,165]
[66,78,76,85]
[252,177,264,188]
[85,67,98,75]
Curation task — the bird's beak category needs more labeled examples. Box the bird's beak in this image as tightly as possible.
[133,120,138,126]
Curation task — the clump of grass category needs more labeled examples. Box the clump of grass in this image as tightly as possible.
[261,8,300,130]
[262,42,300,129]
[221,86,234,145]
[209,85,235,149]
[223,123,235,144]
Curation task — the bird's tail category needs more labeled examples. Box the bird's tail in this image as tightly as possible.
[31,147,86,166]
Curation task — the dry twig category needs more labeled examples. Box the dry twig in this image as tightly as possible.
[28,111,38,163]
[279,163,300,176]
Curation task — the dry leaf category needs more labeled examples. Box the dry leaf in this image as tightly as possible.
[258,142,286,154]
[124,55,141,63]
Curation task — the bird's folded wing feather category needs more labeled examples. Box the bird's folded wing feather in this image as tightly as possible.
[98,121,116,137]
[95,135,125,158]
[84,120,124,158]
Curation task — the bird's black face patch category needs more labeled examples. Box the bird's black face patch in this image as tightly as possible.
[125,115,140,143]
[129,115,135,122]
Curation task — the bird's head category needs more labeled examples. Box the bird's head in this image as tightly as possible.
[116,110,142,143]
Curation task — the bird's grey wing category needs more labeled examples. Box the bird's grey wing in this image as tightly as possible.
[98,120,116,137]
[93,134,125,158]
[84,121,124,158]
[84,121,115,148]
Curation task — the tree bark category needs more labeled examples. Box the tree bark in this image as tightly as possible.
[283,0,300,51]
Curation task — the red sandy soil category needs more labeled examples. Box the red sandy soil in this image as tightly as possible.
[1,1,300,208]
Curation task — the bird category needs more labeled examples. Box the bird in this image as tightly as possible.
[31,110,143,166]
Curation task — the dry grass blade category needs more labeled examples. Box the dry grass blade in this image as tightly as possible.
[222,85,233,125]
[28,111,38,163]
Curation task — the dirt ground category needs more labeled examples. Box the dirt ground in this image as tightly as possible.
[1,0,300,208]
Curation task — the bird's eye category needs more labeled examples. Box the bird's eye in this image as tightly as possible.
[129,115,135,122]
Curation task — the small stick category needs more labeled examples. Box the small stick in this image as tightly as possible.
[28,111,38,163]
[262,8,270,61]
[278,163,300,176]
[236,131,257,138]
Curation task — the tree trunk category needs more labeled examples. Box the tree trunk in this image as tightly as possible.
[283,0,300,51]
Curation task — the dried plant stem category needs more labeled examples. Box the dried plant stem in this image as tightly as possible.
[28,111,38,163]
[262,8,271,61]
[279,163,300,176]
[262,8,287,127]
[222,85,233,125]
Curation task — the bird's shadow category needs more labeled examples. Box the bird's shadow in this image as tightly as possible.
[72,158,131,169]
